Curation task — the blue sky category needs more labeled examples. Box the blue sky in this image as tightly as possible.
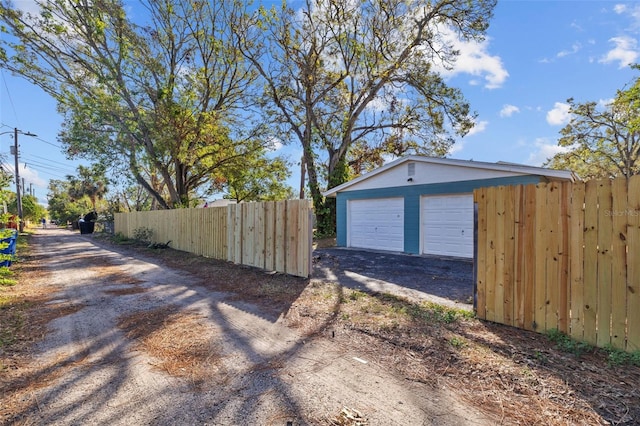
[1,1,639,207]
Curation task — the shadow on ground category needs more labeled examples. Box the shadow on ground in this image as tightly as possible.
[312,247,474,309]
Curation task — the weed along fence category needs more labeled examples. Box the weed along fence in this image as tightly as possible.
[114,199,313,278]
[474,176,640,352]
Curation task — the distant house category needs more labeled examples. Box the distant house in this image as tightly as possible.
[202,199,237,208]
[322,156,575,259]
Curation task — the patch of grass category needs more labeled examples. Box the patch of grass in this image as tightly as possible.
[534,350,548,364]
[347,289,368,301]
[0,266,16,286]
[604,345,640,367]
[377,294,473,324]
[546,328,591,357]
[108,232,137,245]
[448,336,466,348]
[0,277,17,286]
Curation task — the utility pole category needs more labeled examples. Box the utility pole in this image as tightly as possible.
[13,128,23,232]
[12,128,37,232]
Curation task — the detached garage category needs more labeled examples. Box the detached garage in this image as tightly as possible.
[323,156,574,259]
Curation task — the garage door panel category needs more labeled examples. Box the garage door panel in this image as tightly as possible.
[349,198,404,252]
[422,194,473,258]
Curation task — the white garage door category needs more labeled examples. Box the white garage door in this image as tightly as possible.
[348,198,404,252]
[422,194,474,258]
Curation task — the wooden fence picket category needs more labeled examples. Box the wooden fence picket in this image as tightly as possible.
[114,199,313,278]
[475,176,640,352]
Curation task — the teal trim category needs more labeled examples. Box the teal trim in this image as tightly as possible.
[404,194,420,254]
[336,196,347,246]
[335,175,544,253]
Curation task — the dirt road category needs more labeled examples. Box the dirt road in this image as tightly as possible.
[9,228,491,425]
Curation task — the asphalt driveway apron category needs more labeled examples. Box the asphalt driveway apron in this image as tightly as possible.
[312,248,474,311]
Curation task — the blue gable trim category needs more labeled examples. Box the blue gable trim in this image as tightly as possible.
[335,175,544,252]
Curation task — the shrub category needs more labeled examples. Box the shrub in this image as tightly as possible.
[132,227,153,244]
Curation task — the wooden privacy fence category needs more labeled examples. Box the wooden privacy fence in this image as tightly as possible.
[474,176,640,352]
[114,200,313,278]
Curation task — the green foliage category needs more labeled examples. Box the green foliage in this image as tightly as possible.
[534,350,548,364]
[47,178,93,224]
[12,194,47,224]
[377,293,473,324]
[448,336,466,348]
[66,164,108,211]
[241,0,495,228]
[132,227,153,244]
[108,232,136,245]
[0,0,275,209]
[313,199,336,238]
[112,182,154,212]
[347,289,368,301]
[0,267,15,287]
[0,267,14,277]
[0,167,14,212]
[546,329,592,357]
[0,277,17,287]
[219,154,294,202]
[604,345,640,367]
[546,73,640,178]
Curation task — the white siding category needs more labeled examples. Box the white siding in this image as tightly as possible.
[344,162,523,192]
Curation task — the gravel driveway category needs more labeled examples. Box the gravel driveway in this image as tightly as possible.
[313,248,474,311]
[10,228,490,425]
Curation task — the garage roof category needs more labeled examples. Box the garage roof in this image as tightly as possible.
[323,155,576,198]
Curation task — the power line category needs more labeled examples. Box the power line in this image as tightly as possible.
[0,72,20,127]
[33,136,62,149]
[20,159,74,178]
[2,159,70,180]
[27,154,77,169]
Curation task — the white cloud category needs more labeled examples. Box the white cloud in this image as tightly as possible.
[557,42,582,58]
[614,4,627,14]
[268,137,284,151]
[9,0,40,16]
[466,120,488,136]
[546,102,571,126]
[526,138,572,167]
[599,36,639,68]
[448,140,465,155]
[570,21,584,32]
[452,41,509,89]
[3,162,47,189]
[499,104,520,118]
[433,29,509,89]
[614,3,640,24]
[449,119,487,155]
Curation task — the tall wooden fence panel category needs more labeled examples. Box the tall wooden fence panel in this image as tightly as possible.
[475,176,640,352]
[114,199,313,278]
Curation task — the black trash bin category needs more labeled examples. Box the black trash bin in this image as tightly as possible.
[79,220,95,234]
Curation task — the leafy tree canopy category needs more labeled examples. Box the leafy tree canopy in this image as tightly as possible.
[238,0,496,234]
[1,0,286,208]
[67,164,109,212]
[47,179,92,225]
[545,89,640,179]
[221,155,295,202]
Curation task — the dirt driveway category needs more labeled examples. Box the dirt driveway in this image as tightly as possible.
[4,228,491,425]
